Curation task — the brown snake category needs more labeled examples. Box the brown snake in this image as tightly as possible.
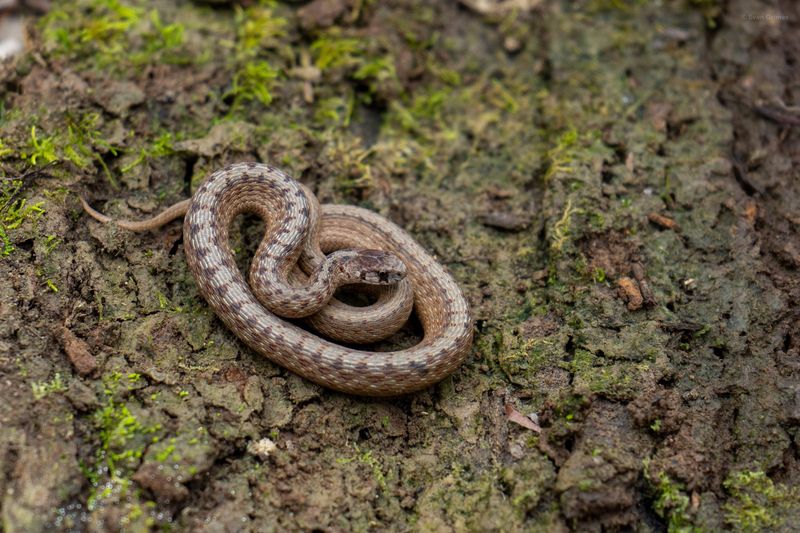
[82,162,473,396]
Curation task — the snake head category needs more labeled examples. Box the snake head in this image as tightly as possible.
[332,249,407,286]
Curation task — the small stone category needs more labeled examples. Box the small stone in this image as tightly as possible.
[509,442,525,459]
[132,463,189,502]
[708,157,733,175]
[297,0,347,31]
[287,373,321,403]
[503,36,522,53]
[65,379,99,411]
[247,438,277,461]
[95,80,145,116]
[479,211,531,232]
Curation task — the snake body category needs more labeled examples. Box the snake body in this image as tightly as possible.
[83,162,472,396]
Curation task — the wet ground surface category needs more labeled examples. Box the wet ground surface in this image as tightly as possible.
[0,0,798,531]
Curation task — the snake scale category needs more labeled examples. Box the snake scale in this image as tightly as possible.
[82,162,473,396]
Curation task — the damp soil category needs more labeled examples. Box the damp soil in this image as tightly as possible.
[0,0,798,531]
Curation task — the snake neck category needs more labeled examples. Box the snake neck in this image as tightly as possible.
[248,251,355,319]
[250,249,406,320]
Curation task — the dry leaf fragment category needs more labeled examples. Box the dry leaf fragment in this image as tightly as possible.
[57,326,97,376]
[617,277,643,311]
[505,403,541,433]
[648,212,680,231]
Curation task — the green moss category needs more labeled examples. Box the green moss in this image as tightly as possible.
[566,347,653,401]
[0,177,45,256]
[235,4,287,51]
[311,29,402,104]
[543,128,578,183]
[223,4,287,112]
[64,113,120,187]
[43,234,59,254]
[131,9,185,65]
[226,60,279,108]
[23,126,58,165]
[645,465,693,532]
[312,35,363,71]
[120,130,176,175]
[492,329,563,387]
[337,444,388,493]
[41,0,189,70]
[550,198,579,254]
[317,134,374,193]
[42,0,142,61]
[5,114,119,188]
[154,440,175,462]
[31,372,68,400]
[391,89,448,135]
[85,373,163,511]
[313,95,355,126]
[0,139,15,158]
[427,60,462,86]
[544,394,590,442]
[586,0,648,13]
[723,471,800,531]
[592,267,606,283]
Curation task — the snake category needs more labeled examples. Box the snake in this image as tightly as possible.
[81,162,473,396]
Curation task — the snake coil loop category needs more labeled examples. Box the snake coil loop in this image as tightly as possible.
[83,162,473,396]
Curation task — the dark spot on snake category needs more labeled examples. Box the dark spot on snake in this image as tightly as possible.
[229,301,243,314]
[300,206,309,217]
[189,222,200,234]
[332,359,344,370]
[409,360,428,376]
[246,162,257,169]
[218,283,231,297]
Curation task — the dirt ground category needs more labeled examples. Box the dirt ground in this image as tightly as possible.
[0,0,798,531]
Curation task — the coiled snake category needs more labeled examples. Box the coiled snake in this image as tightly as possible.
[82,162,472,396]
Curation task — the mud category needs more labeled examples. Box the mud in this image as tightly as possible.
[0,0,798,531]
